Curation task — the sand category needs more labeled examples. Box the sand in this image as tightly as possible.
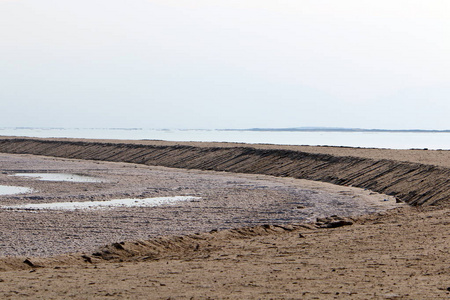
[1,137,450,206]
[0,138,448,299]
[0,153,398,257]
[0,207,448,299]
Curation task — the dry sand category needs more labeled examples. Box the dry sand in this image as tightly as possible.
[0,140,448,299]
[0,206,448,299]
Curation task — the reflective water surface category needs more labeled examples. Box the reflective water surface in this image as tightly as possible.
[1,128,450,149]
[12,173,104,183]
[0,185,33,196]
[3,196,200,210]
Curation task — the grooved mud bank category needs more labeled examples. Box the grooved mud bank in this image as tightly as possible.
[0,137,449,206]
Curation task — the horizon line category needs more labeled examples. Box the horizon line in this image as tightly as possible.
[1,126,450,133]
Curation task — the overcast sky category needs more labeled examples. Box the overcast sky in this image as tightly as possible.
[1,0,449,129]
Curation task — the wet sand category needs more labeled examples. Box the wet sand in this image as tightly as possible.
[0,153,398,257]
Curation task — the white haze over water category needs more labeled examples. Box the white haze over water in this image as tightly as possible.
[1,128,450,150]
[0,1,449,130]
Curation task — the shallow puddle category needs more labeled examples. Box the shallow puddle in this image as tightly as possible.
[11,173,104,183]
[0,185,33,196]
[3,196,200,210]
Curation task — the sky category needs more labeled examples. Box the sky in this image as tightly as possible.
[1,0,449,129]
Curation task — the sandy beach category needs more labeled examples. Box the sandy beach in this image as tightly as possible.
[0,138,448,299]
[3,0,449,298]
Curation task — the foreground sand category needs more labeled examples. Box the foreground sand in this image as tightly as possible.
[0,206,448,299]
[0,139,448,299]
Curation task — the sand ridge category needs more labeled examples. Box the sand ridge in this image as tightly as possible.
[1,137,450,206]
[3,135,450,167]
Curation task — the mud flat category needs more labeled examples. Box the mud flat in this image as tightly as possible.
[0,137,448,299]
[0,153,399,257]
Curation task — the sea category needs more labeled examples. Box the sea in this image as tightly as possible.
[1,128,450,150]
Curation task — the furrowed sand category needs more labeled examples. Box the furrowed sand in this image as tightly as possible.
[0,137,448,299]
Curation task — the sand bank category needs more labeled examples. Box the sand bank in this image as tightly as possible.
[1,137,450,206]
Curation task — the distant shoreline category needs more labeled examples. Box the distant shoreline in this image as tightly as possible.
[2,128,450,150]
[223,127,450,133]
[1,127,450,133]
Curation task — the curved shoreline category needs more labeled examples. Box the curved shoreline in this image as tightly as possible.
[0,137,449,206]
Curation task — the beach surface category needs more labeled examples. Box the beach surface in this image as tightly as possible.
[0,153,398,257]
[0,138,448,299]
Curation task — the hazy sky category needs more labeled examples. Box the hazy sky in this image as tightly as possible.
[1,0,449,129]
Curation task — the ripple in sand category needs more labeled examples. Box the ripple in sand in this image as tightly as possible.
[11,173,104,183]
[2,196,201,211]
[0,185,33,196]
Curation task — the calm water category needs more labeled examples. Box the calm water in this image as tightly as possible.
[0,185,33,196]
[3,196,201,210]
[11,173,104,183]
[1,128,450,150]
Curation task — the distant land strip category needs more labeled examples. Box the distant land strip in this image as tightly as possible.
[0,137,449,207]
[2,127,450,133]
[223,127,450,133]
